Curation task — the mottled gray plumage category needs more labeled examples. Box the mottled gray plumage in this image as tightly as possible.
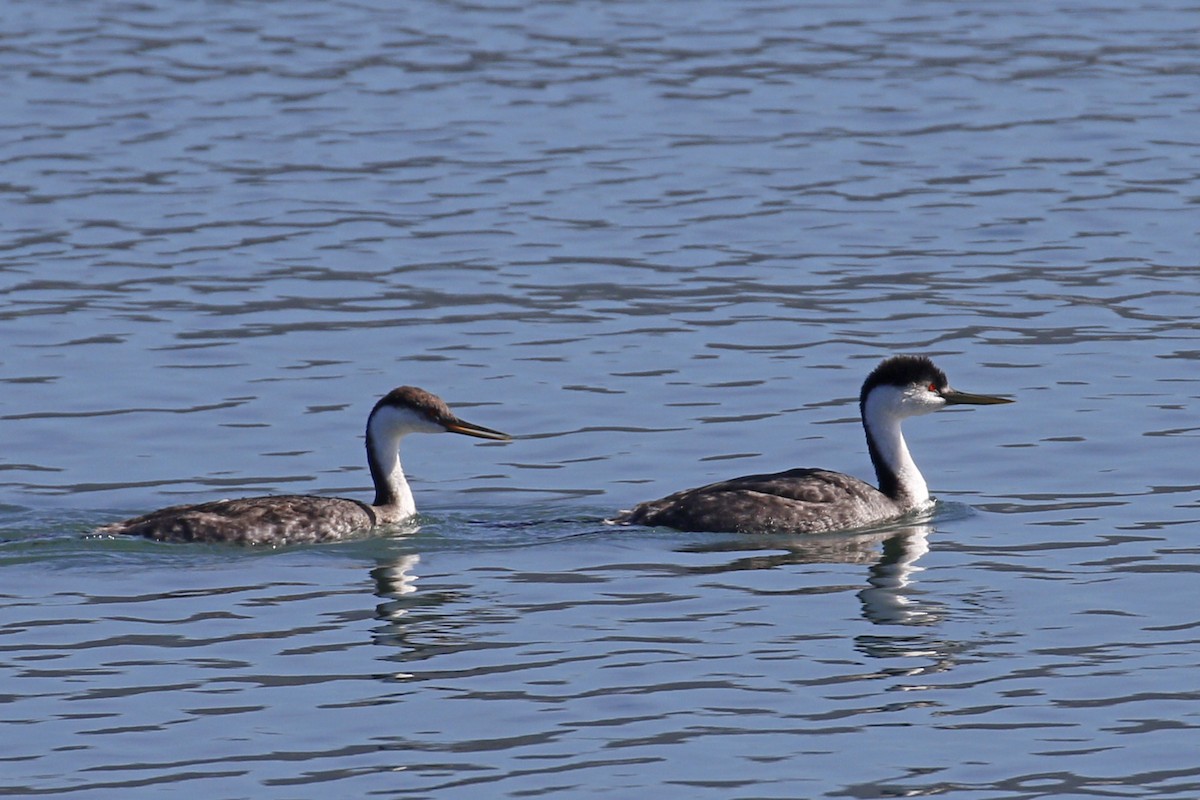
[94,386,510,545]
[613,469,901,534]
[95,495,381,546]
[612,355,1012,535]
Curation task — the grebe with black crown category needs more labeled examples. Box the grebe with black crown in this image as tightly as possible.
[95,387,510,546]
[611,356,1013,535]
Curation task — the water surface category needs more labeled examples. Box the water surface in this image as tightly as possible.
[2,0,1199,797]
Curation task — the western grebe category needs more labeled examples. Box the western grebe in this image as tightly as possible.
[611,355,1012,535]
[95,386,511,545]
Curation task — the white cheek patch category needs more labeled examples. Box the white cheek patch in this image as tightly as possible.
[371,404,445,437]
[906,384,944,415]
[874,384,940,417]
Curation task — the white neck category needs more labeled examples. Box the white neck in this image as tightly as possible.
[366,405,445,517]
[862,386,930,510]
[369,432,416,516]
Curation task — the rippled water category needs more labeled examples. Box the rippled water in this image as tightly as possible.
[3,0,1199,797]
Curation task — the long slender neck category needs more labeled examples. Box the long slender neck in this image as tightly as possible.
[861,389,929,510]
[366,426,416,516]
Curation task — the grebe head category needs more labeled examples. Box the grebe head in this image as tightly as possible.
[363,386,509,512]
[856,355,1012,505]
[860,355,1012,422]
[367,386,512,442]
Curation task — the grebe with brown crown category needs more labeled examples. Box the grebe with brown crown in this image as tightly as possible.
[611,356,1013,535]
[95,387,511,546]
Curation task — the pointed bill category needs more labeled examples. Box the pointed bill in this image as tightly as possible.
[941,389,1014,406]
[443,417,512,441]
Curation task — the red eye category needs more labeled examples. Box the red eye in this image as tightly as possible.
[928,383,939,392]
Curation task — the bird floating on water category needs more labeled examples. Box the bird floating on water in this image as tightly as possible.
[95,387,510,546]
[611,355,1013,535]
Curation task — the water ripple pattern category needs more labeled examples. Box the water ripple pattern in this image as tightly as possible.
[1,0,1199,797]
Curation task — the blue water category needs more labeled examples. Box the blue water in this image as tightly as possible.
[2,0,1199,797]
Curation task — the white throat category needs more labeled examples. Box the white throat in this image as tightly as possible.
[369,431,416,517]
[862,385,932,510]
[366,405,444,517]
